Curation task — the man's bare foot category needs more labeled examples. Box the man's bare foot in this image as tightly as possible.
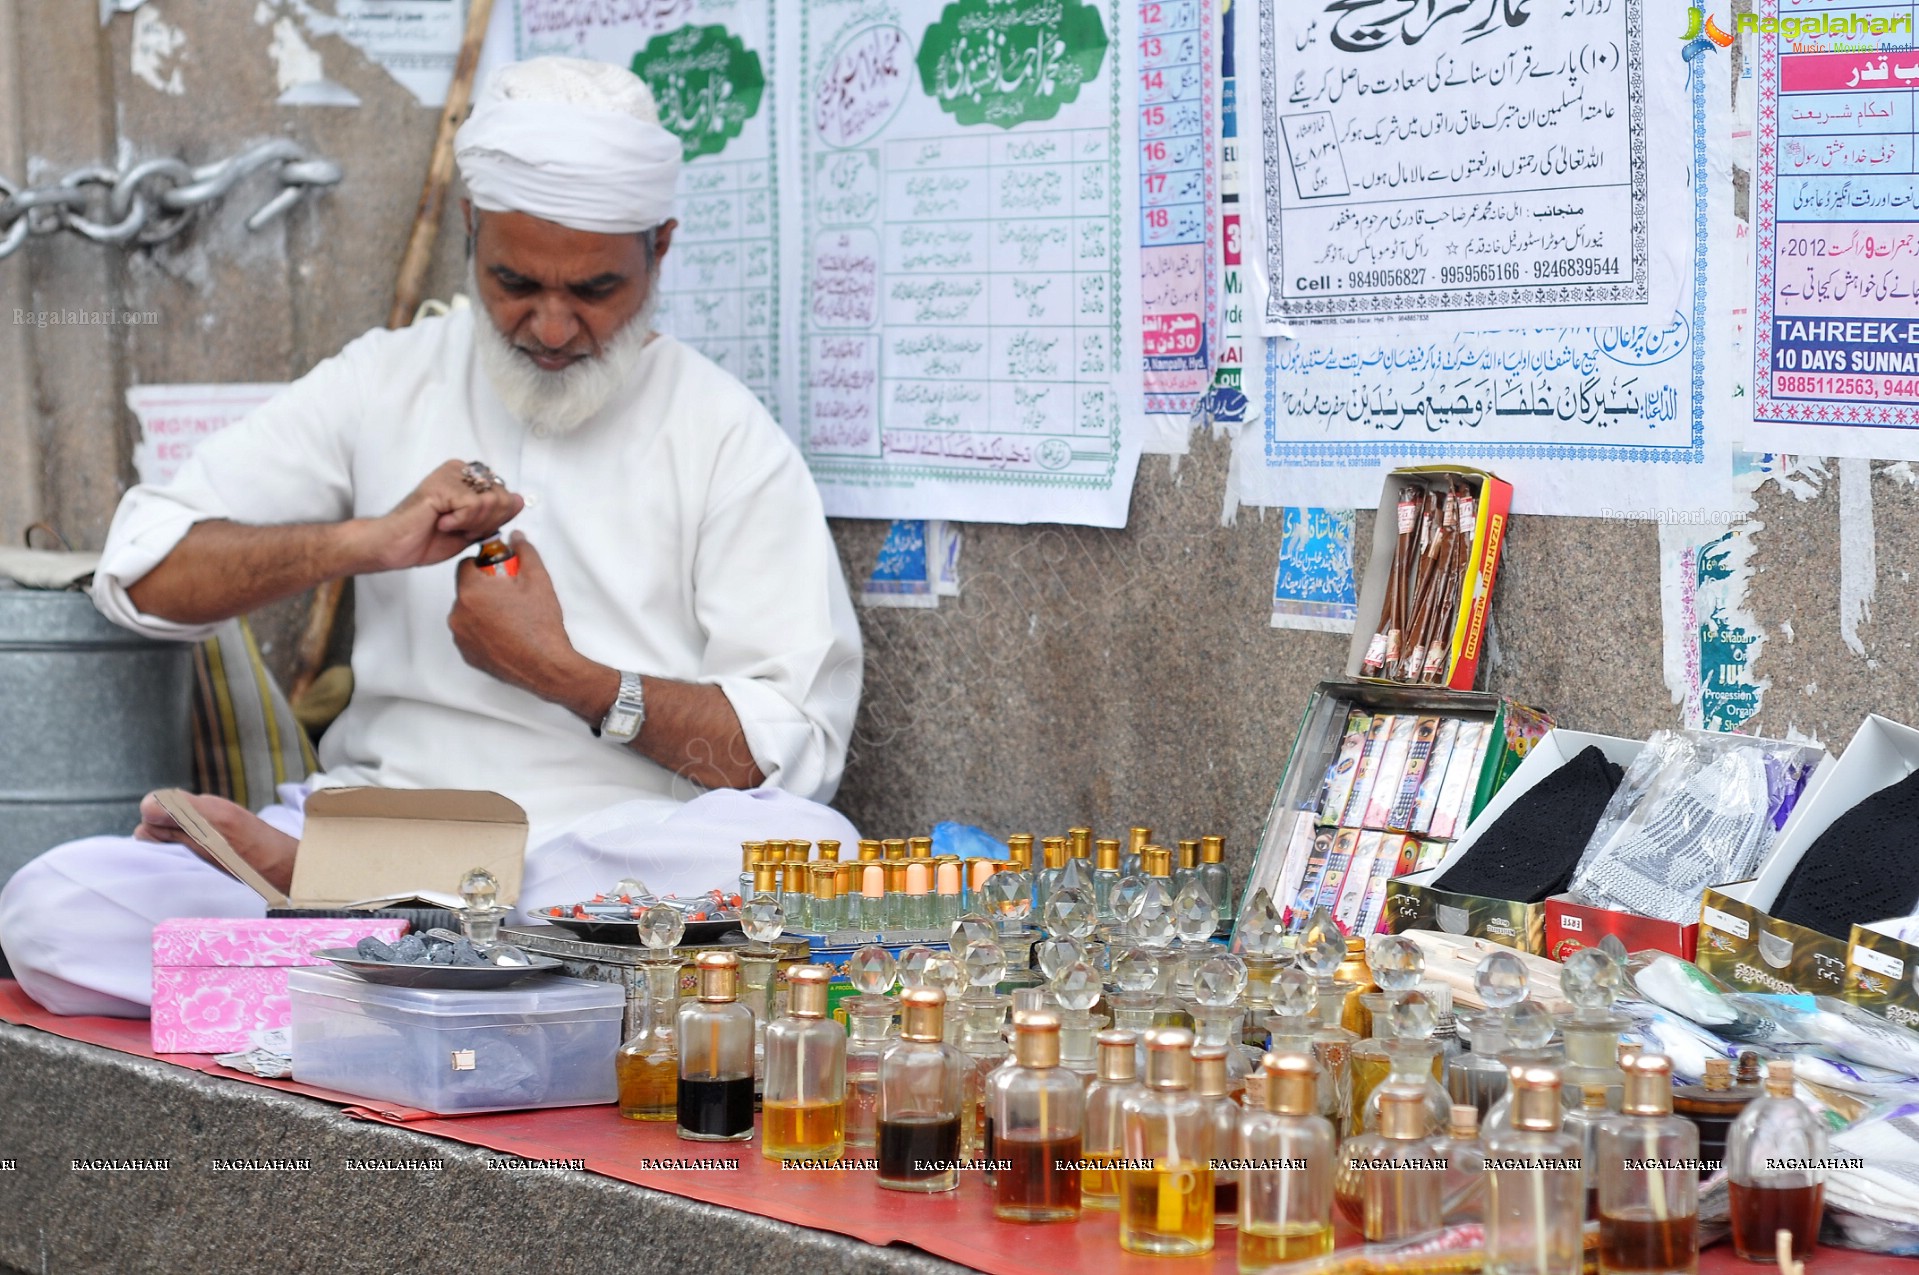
[135,791,298,894]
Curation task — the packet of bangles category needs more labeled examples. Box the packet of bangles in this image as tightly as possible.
[1348,467,1513,692]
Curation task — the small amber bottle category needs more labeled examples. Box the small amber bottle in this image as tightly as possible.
[473,537,519,577]
[762,966,846,1162]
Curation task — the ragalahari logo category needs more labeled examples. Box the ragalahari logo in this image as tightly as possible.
[1684,5,1913,59]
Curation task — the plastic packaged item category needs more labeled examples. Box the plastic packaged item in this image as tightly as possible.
[1736,994,1919,1074]
[1626,953,1773,1040]
[288,967,623,1114]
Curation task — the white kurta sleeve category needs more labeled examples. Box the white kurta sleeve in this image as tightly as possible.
[91,333,375,641]
[694,424,863,804]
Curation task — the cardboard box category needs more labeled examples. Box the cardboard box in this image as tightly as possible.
[1846,920,1919,1029]
[1348,467,1514,693]
[1236,680,1551,938]
[150,916,408,1053]
[151,787,528,908]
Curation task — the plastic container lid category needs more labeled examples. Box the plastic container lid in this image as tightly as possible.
[287,966,624,1025]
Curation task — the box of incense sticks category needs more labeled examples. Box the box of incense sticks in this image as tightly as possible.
[1234,680,1552,940]
[1347,467,1513,693]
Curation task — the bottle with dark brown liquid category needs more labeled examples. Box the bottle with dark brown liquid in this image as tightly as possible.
[676,952,755,1142]
[991,1010,1083,1221]
[877,989,965,1192]
[1727,1059,1826,1264]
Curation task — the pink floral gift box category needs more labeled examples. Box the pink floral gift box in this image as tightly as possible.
[150,917,408,1053]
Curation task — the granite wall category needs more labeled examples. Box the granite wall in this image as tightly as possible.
[4,3,1916,896]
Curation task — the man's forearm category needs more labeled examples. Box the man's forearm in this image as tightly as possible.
[543,652,766,789]
[125,518,379,626]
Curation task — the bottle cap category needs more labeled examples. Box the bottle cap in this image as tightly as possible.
[936,861,962,897]
[1192,1045,1230,1098]
[1703,1057,1732,1092]
[836,863,857,897]
[1378,1083,1428,1139]
[786,964,830,1018]
[754,864,780,895]
[1448,1104,1478,1139]
[1142,1028,1195,1090]
[1200,835,1225,864]
[1007,835,1034,870]
[1622,1053,1675,1116]
[862,865,884,899]
[782,862,807,892]
[809,863,838,900]
[1096,838,1121,871]
[1763,1058,1794,1098]
[883,861,907,893]
[883,838,908,861]
[1013,1011,1062,1068]
[905,862,930,896]
[1096,1029,1139,1082]
[817,840,841,862]
[1068,827,1092,859]
[1262,1052,1317,1115]
[1128,827,1152,855]
[899,988,946,1042]
[968,858,996,892]
[1042,837,1068,869]
[786,841,811,863]
[741,841,765,872]
[858,839,883,862]
[1512,1066,1563,1131]
[908,836,933,860]
[1736,1051,1763,1087]
[1618,1042,1641,1066]
[1142,846,1173,878]
[695,951,739,1002]
[1177,839,1200,870]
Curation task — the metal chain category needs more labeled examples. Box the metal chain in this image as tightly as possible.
[0,140,342,261]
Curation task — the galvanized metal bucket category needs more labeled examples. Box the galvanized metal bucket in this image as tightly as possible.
[0,586,192,892]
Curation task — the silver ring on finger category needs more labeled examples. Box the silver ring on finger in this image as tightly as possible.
[461,460,498,492]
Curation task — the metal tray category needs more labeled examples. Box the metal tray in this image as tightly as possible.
[311,947,563,990]
[528,905,743,947]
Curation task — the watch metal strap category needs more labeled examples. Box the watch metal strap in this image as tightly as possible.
[598,670,645,743]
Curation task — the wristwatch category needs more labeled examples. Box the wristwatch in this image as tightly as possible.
[596,670,646,743]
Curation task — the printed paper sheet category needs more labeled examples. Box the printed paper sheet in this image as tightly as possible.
[1228,8,1735,517]
[1239,0,1689,333]
[792,0,1145,526]
[1749,2,1919,460]
[500,0,783,413]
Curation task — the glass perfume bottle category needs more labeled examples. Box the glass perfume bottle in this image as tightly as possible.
[1727,1059,1824,1265]
[858,862,885,930]
[1357,992,1450,1136]
[1058,835,1095,902]
[903,860,932,931]
[807,862,841,935]
[1170,876,1220,1003]
[1050,958,1105,1074]
[1194,1044,1240,1226]
[934,858,963,928]
[1451,949,1532,1119]
[1336,1081,1443,1241]
[1036,836,1067,908]
[1175,838,1201,894]
[1236,889,1288,1045]
[1120,1027,1215,1256]
[1199,835,1233,925]
[881,859,907,930]
[1239,1051,1336,1269]
[982,868,1039,975]
[1082,1027,1140,1211]
[877,988,964,1193]
[842,945,897,1150]
[1674,1055,1757,1175]
[738,840,765,900]
[1482,1000,1562,1136]
[1264,966,1317,1057]
[993,1010,1084,1222]
[1190,952,1250,1095]
[1297,907,1358,1140]
[1561,1081,1612,1221]
[677,951,755,1142]
[763,965,846,1162]
[1486,1066,1584,1275]
[615,902,685,1122]
[780,860,810,933]
[1597,1053,1699,1275]
[737,892,786,1090]
[1124,825,1151,879]
[1092,837,1123,925]
[957,939,1011,1166]
[1558,948,1629,1112]
[1428,1103,1486,1224]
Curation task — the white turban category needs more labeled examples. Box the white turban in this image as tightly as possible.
[454,57,683,234]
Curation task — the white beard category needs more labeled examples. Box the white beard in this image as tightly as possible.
[471,276,659,436]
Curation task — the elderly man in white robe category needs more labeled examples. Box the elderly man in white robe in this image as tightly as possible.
[0,58,863,1017]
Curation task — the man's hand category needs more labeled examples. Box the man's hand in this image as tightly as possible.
[366,459,526,573]
[448,534,611,714]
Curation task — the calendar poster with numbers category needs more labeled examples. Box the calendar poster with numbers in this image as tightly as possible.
[509,0,782,413]
[794,0,1146,526]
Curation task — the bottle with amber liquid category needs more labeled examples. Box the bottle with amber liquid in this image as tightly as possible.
[677,951,755,1142]
[615,903,684,1122]
[1082,1028,1140,1211]
[762,965,846,1162]
[1597,1054,1699,1275]
[1238,1052,1335,1270]
[1727,1059,1825,1265]
[1486,1066,1585,1275]
[1194,1044,1240,1227]
[878,988,964,1193]
[992,1011,1083,1222]
[1336,1082,1443,1242]
[473,537,519,576]
[1120,1027,1214,1255]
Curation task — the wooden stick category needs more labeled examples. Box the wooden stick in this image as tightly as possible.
[290,0,495,704]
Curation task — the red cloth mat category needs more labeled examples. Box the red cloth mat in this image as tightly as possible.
[2,980,1912,1274]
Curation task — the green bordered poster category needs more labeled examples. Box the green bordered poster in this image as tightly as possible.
[794,0,1145,526]
[508,0,780,413]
